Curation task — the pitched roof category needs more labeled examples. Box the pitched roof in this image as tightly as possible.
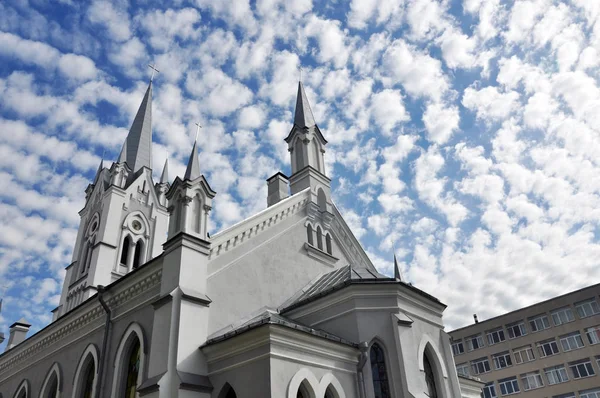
[183,140,200,181]
[202,309,356,348]
[118,82,153,173]
[294,81,316,128]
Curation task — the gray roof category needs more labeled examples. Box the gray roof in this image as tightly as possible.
[183,140,200,181]
[294,81,316,128]
[118,82,153,173]
[203,310,357,348]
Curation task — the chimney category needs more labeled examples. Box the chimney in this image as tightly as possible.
[267,172,289,207]
[473,314,479,324]
[5,318,31,351]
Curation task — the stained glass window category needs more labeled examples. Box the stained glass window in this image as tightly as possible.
[123,340,141,398]
[424,353,438,398]
[370,343,391,398]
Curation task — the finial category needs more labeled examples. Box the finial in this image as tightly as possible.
[299,65,303,83]
[195,122,202,141]
[148,63,160,82]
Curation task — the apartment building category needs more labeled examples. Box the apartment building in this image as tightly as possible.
[449,283,600,398]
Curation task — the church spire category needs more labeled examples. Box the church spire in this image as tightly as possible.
[118,81,153,173]
[393,247,402,281]
[294,81,316,128]
[160,158,169,184]
[93,158,103,185]
[184,139,201,181]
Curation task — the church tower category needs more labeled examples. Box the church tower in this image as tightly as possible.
[55,81,169,319]
[285,82,334,225]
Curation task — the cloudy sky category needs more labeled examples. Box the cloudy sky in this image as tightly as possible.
[1,0,600,345]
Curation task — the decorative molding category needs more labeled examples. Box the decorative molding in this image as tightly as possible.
[0,267,162,377]
[303,243,338,267]
[209,192,310,260]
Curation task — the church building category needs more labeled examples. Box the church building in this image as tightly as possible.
[0,79,483,398]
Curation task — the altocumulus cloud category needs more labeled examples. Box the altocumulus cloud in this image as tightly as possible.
[1,0,600,345]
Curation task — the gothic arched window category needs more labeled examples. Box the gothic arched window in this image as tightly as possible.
[15,386,26,398]
[217,383,237,398]
[316,226,323,250]
[122,339,141,398]
[120,236,131,266]
[326,233,332,255]
[307,225,314,246]
[81,360,95,398]
[424,352,439,398]
[45,376,58,398]
[132,240,143,269]
[324,386,337,398]
[370,343,391,398]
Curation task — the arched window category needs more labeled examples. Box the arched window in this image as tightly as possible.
[81,360,95,398]
[316,226,323,250]
[296,382,310,398]
[120,236,131,265]
[317,188,327,212]
[40,365,60,398]
[132,240,143,269]
[370,343,391,398]
[307,225,314,246]
[15,386,26,398]
[192,195,202,233]
[122,339,141,398]
[45,377,58,398]
[424,352,439,398]
[294,139,306,170]
[325,233,332,255]
[217,383,237,398]
[324,386,337,398]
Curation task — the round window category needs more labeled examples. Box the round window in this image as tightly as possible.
[132,220,142,231]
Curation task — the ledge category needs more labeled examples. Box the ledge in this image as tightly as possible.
[304,243,339,267]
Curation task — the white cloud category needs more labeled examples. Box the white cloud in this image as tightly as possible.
[370,89,409,135]
[137,8,201,50]
[238,105,267,129]
[422,102,460,144]
[87,0,132,42]
[58,54,98,81]
[462,86,520,122]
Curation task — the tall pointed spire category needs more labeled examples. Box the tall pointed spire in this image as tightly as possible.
[160,158,169,184]
[294,81,316,128]
[393,248,402,281]
[93,158,104,185]
[184,140,201,181]
[118,82,153,172]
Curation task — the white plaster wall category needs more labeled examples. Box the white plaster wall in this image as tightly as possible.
[206,209,351,334]
[209,356,271,398]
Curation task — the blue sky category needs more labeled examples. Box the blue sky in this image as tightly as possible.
[1,0,600,347]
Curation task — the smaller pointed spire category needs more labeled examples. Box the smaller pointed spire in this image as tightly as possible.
[393,245,402,281]
[93,159,104,185]
[160,158,169,184]
[294,81,316,128]
[184,140,201,181]
[117,81,153,172]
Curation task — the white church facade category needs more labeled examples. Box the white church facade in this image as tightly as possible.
[0,80,483,398]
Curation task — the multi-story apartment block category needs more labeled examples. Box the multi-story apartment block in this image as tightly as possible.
[449,283,600,398]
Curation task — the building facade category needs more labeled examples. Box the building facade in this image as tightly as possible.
[0,79,482,398]
[449,283,600,398]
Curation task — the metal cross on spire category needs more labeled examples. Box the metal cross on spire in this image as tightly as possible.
[299,65,303,82]
[148,63,160,82]
[195,122,202,141]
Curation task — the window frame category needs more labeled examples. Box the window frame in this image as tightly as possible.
[520,371,544,391]
[451,340,465,356]
[580,388,600,398]
[528,314,551,332]
[537,339,560,358]
[455,362,469,377]
[513,345,535,364]
[559,332,585,352]
[483,382,497,398]
[470,357,491,375]
[575,298,600,319]
[545,365,569,385]
[487,328,506,345]
[492,351,513,370]
[586,326,600,345]
[466,334,485,351]
[569,360,595,379]
[506,321,527,339]
[551,307,575,326]
[498,377,520,396]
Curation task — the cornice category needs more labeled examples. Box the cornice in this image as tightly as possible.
[0,267,162,378]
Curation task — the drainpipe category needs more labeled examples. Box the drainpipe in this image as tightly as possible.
[96,285,112,398]
[357,342,369,398]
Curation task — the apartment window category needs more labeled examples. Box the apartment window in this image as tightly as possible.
[452,340,464,356]
[551,307,575,326]
[529,314,550,332]
[580,388,600,398]
[466,334,485,351]
[506,321,526,339]
[586,326,600,345]
[513,345,535,364]
[483,382,497,398]
[553,394,576,398]
[545,365,569,385]
[569,359,595,379]
[455,363,469,377]
[575,298,600,318]
[471,357,491,375]
[487,328,506,345]
[521,371,543,391]
[492,351,513,370]
[498,377,520,396]
[537,339,560,357]
[560,332,585,352]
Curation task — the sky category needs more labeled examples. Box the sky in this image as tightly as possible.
[1,0,600,347]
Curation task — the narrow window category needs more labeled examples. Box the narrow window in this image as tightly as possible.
[307,225,314,245]
[424,353,439,398]
[45,374,58,398]
[325,233,332,254]
[122,339,141,398]
[324,386,336,398]
[192,196,201,233]
[370,343,391,398]
[80,243,89,274]
[16,387,26,398]
[316,226,323,250]
[132,241,143,269]
[81,360,95,398]
[120,236,131,265]
[482,382,497,398]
